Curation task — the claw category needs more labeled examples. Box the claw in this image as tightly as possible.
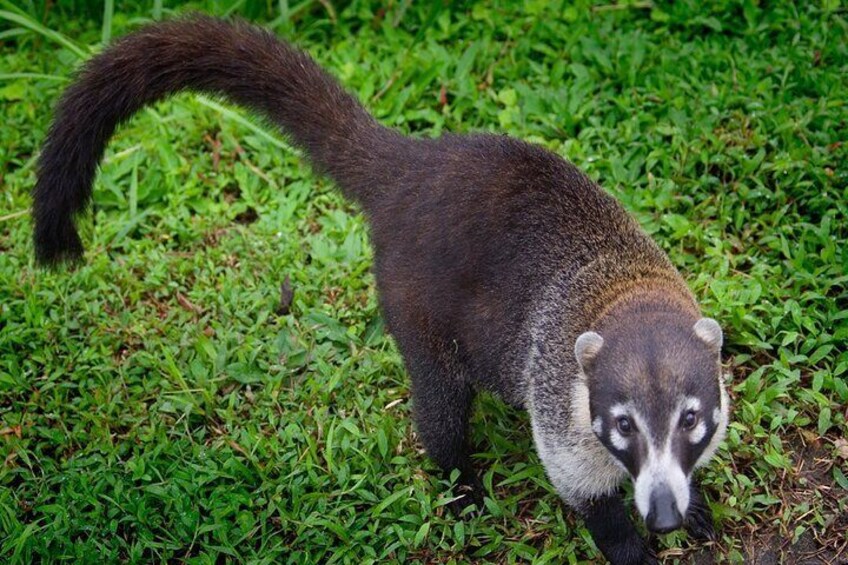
[686,512,717,542]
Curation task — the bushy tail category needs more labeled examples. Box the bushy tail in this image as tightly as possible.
[33,14,395,265]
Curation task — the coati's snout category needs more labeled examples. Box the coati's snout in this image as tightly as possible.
[575,316,729,533]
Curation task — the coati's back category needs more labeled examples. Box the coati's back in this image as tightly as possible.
[33,13,692,382]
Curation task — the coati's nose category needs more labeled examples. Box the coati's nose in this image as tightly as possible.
[646,483,683,534]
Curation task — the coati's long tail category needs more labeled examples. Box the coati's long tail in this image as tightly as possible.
[33,15,395,265]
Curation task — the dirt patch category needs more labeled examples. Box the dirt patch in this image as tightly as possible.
[234,206,258,224]
[738,430,848,564]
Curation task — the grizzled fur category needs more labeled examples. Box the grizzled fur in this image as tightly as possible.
[33,16,727,565]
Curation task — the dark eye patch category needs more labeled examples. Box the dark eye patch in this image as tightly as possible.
[673,422,715,472]
[601,424,642,476]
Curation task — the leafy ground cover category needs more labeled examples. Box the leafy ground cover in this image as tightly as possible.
[1,1,846,563]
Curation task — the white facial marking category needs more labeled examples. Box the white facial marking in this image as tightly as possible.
[610,403,630,418]
[592,416,603,436]
[712,407,721,425]
[683,396,701,412]
[634,447,690,519]
[689,421,707,444]
[610,429,630,451]
[632,403,690,520]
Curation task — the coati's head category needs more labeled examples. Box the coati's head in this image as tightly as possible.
[574,312,728,534]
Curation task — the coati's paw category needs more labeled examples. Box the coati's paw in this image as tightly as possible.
[685,487,717,541]
[447,493,482,519]
[685,505,717,542]
[446,475,485,519]
[641,551,660,565]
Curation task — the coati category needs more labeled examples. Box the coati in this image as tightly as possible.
[33,16,729,565]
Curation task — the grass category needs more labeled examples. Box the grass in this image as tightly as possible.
[1,0,846,563]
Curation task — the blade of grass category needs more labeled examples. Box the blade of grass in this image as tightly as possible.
[102,144,143,165]
[269,0,315,29]
[0,72,70,82]
[316,0,337,23]
[222,0,247,18]
[129,159,138,218]
[0,0,28,16]
[271,0,289,29]
[0,9,87,59]
[0,28,26,41]
[101,0,114,44]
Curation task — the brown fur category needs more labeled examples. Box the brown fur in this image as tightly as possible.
[32,16,723,565]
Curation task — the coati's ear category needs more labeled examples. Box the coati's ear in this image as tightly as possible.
[574,331,604,370]
[693,318,723,353]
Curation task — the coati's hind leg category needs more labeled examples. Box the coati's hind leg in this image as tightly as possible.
[581,493,658,565]
[405,345,482,516]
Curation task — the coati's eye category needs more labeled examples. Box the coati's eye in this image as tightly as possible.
[616,416,633,435]
[682,410,698,430]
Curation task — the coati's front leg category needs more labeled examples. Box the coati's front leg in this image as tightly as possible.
[581,493,658,565]
[685,482,716,541]
[407,353,482,516]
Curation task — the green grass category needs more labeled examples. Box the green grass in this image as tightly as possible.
[1,1,847,563]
